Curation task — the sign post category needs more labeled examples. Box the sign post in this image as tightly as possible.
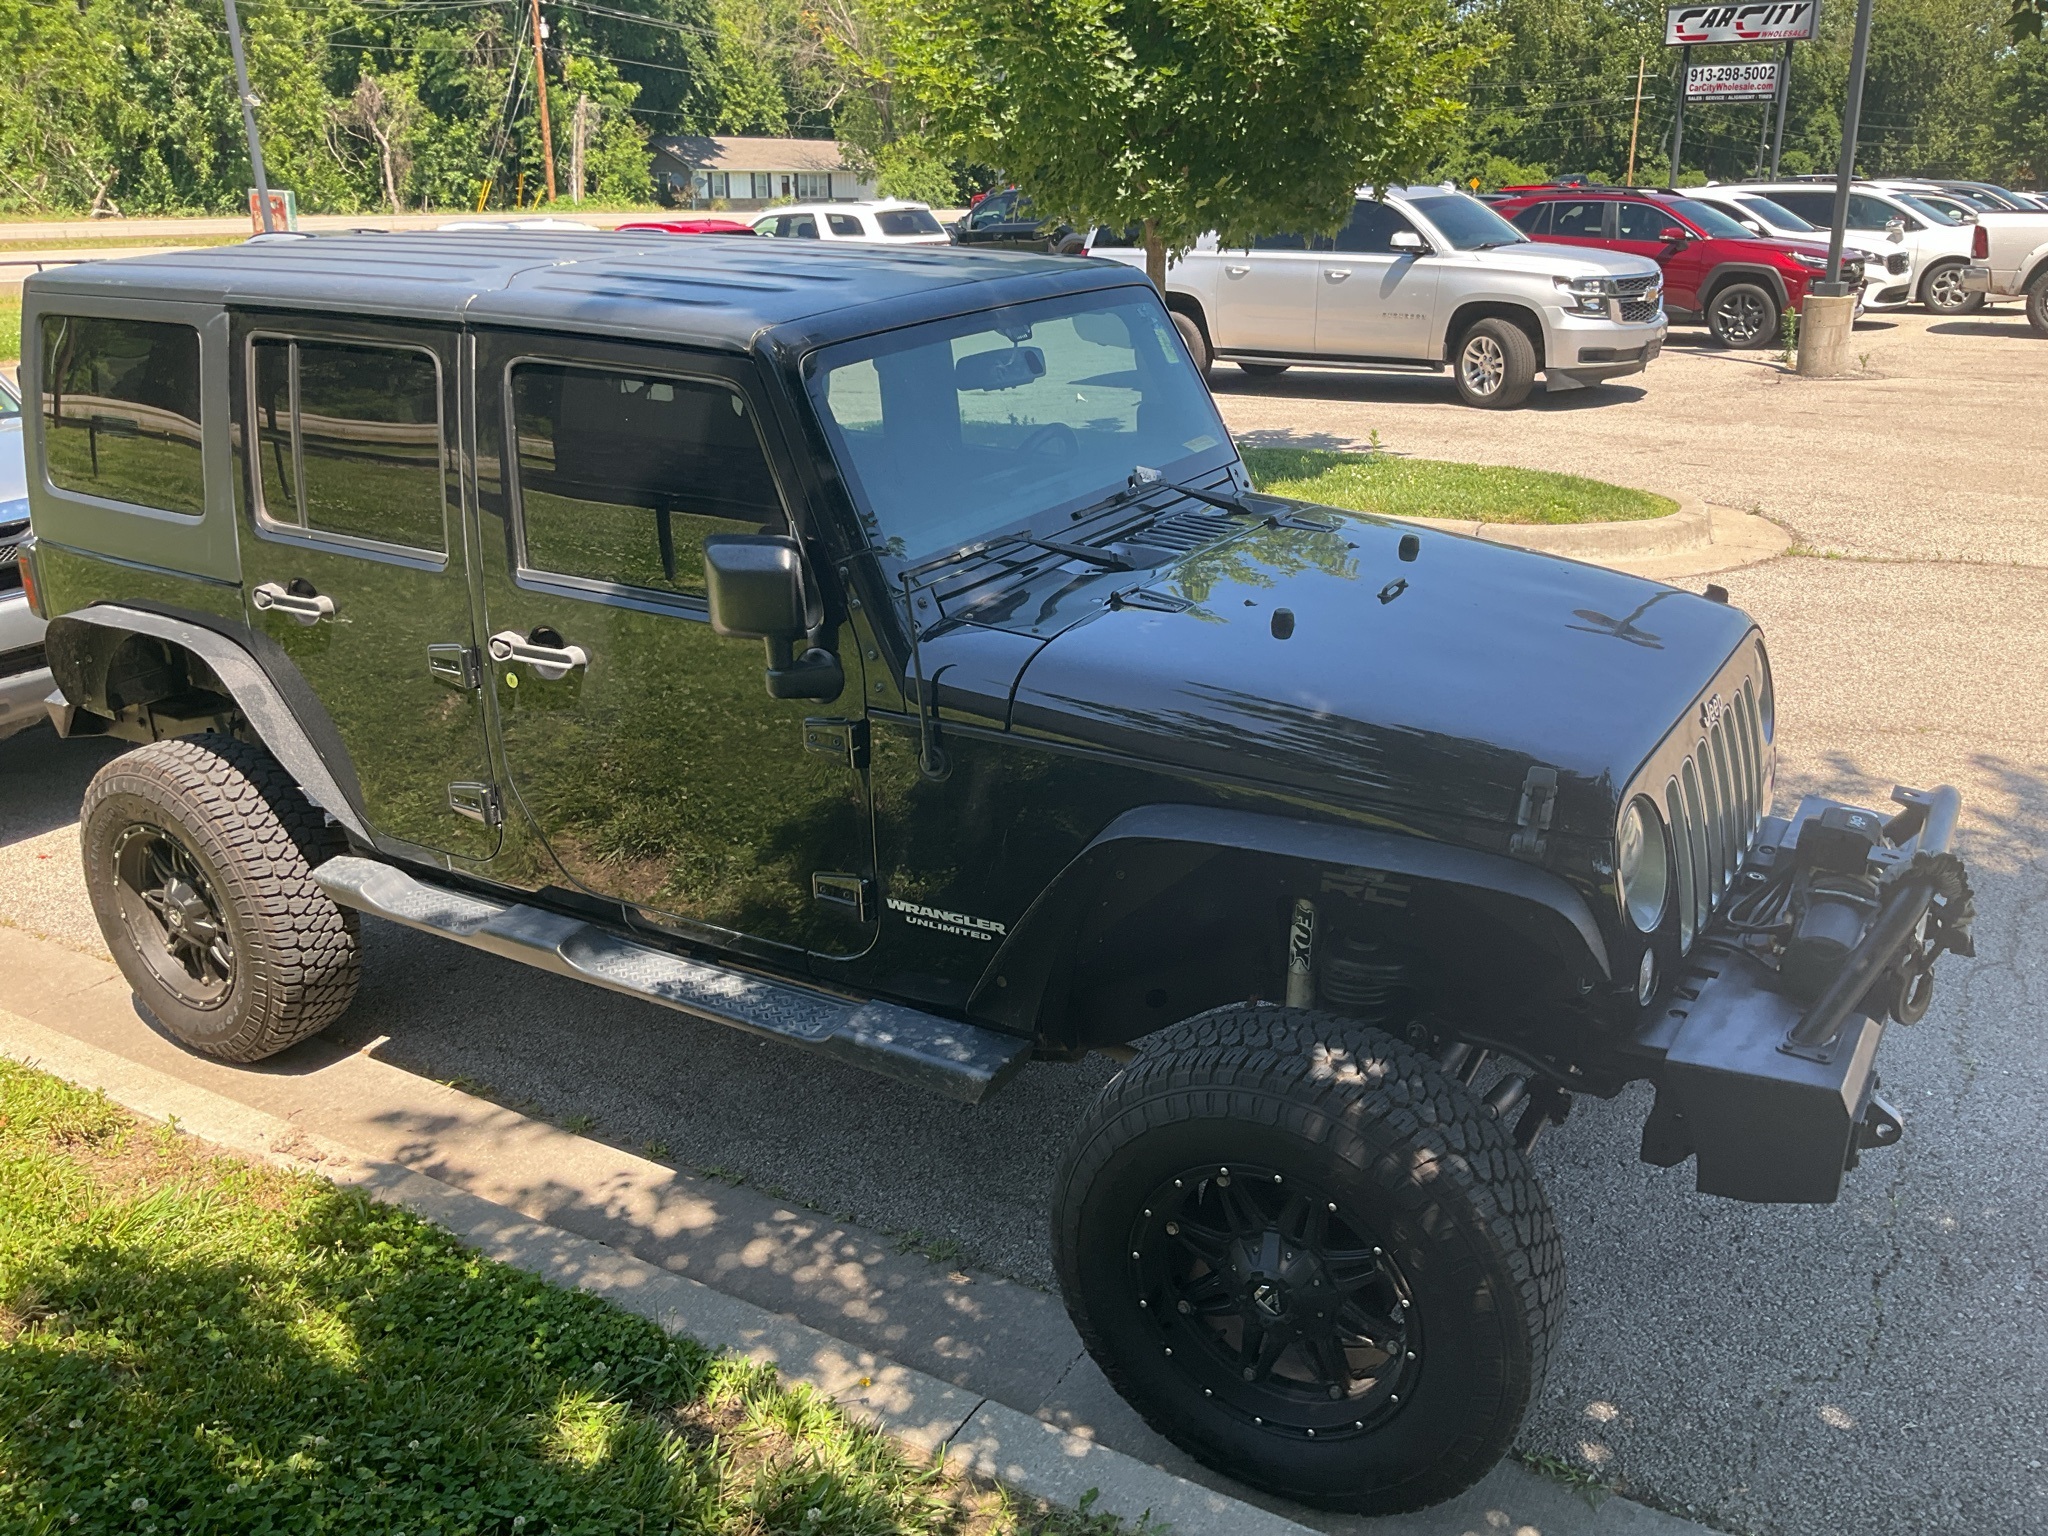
[221,0,273,234]
[1770,39,1794,175]
[1671,45,1690,182]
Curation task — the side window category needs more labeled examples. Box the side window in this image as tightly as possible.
[1616,201,1674,240]
[1551,200,1610,237]
[1508,202,1551,234]
[1251,231,1312,251]
[1331,201,1418,253]
[827,213,863,237]
[787,214,819,239]
[509,363,786,602]
[251,337,446,553]
[1769,190,1830,224]
[1847,194,1899,231]
[41,315,204,516]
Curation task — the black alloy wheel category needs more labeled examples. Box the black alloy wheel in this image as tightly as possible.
[1707,282,1779,348]
[111,824,236,1008]
[1130,1161,1419,1438]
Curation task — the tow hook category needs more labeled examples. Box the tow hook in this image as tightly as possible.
[1850,1089,1905,1169]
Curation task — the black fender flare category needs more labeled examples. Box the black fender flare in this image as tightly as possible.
[1702,263,1790,314]
[968,802,1612,1035]
[45,603,371,840]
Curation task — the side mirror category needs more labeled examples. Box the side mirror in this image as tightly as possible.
[703,534,844,700]
[1885,217,1907,240]
[1739,218,1764,233]
[1389,229,1427,253]
[1658,225,1689,242]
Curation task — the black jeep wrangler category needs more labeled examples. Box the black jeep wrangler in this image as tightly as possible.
[18,234,1971,1514]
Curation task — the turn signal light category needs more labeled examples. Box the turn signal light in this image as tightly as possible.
[1973,224,1989,259]
[19,541,43,618]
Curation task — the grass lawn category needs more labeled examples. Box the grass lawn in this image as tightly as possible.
[0,1061,1123,1536]
[1240,444,1675,525]
[2,294,18,366]
[0,236,248,254]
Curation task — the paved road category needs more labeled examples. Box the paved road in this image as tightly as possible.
[4,315,2044,1535]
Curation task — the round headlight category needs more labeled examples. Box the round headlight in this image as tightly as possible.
[1617,797,1670,933]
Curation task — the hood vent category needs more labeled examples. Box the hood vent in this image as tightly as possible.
[1137,508,1236,553]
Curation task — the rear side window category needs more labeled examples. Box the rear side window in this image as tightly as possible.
[252,337,447,553]
[1550,200,1610,237]
[876,208,943,236]
[509,363,786,601]
[41,316,204,516]
[1767,189,1831,224]
[827,213,864,236]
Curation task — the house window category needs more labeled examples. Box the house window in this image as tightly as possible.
[795,172,831,201]
[751,172,774,200]
[691,170,730,200]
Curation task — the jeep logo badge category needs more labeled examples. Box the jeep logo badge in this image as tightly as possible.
[1700,692,1728,731]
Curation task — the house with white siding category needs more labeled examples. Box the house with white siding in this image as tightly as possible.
[648,136,877,210]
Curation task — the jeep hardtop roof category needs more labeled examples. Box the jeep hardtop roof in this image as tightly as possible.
[27,231,1141,355]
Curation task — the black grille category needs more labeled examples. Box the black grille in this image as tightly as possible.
[0,643,45,675]
[1620,295,1663,322]
[1887,252,1910,275]
[0,540,19,594]
[1136,509,1236,553]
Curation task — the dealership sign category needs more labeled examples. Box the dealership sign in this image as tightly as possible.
[1665,1,1820,44]
[1685,61,1781,100]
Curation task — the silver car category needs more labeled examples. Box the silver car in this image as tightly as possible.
[0,371,50,741]
[1086,186,1667,408]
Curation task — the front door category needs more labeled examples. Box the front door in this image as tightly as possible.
[1209,235,1321,354]
[1312,200,1441,360]
[233,313,498,863]
[1614,201,1698,310]
[470,331,876,963]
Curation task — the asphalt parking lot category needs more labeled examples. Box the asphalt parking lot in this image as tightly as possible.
[3,306,2043,1536]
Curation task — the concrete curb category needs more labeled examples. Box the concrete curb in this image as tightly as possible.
[1387,493,1710,558]
[0,1007,1316,1536]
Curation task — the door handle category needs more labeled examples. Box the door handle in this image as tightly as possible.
[1324,268,1352,281]
[1224,264,1250,276]
[252,582,334,626]
[489,630,589,681]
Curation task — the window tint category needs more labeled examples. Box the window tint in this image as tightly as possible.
[42,316,204,515]
[1847,193,1903,231]
[252,338,446,552]
[876,207,943,236]
[1736,195,1815,231]
[827,213,864,236]
[1331,200,1420,253]
[1765,189,1831,223]
[1616,201,1679,239]
[511,364,785,601]
[1251,231,1313,250]
[1550,200,1610,237]
[1508,202,1551,234]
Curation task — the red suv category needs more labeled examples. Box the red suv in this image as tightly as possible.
[1490,186,1861,348]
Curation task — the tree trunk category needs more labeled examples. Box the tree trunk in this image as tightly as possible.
[1143,218,1166,294]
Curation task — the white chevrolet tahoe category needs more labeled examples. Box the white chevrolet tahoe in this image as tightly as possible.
[1085,186,1666,409]
[0,372,49,741]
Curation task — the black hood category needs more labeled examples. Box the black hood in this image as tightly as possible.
[947,509,1758,840]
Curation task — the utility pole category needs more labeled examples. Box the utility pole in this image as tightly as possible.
[222,0,274,232]
[1626,55,1646,186]
[528,0,557,202]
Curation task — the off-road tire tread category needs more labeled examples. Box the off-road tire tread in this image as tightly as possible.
[1054,1005,1563,1512]
[81,734,359,1062]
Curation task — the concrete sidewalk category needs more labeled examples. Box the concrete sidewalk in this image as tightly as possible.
[0,923,1714,1536]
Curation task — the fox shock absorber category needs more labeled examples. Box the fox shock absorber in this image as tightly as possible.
[1286,897,1317,1009]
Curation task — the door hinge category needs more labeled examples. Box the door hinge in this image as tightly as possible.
[1510,765,1558,859]
[803,716,869,772]
[448,782,503,826]
[428,643,483,691]
[812,872,873,922]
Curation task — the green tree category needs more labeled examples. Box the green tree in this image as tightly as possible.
[900,0,1482,285]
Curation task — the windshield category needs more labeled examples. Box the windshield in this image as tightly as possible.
[1406,193,1527,250]
[1663,198,1755,239]
[1734,194,1817,232]
[808,290,1230,565]
[1895,193,1963,225]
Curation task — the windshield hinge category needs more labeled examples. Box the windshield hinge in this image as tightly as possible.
[1511,766,1558,859]
[447,782,503,826]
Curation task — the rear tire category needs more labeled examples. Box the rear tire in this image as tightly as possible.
[1171,310,1213,384]
[81,734,359,1063]
[2025,269,2048,337]
[1707,282,1779,348]
[1054,1006,1561,1514]
[1237,362,1291,380]
[1919,259,1982,315]
[1452,317,1537,408]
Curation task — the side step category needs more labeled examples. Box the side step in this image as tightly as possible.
[313,856,1032,1104]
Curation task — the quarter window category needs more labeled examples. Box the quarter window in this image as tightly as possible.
[252,338,446,553]
[509,363,785,601]
[41,316,204,516]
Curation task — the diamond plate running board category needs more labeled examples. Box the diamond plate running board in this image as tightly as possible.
[313,856,1031,1104]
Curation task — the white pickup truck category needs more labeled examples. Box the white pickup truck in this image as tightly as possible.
[1960,213,2048,335]
[1085,186,1667,409]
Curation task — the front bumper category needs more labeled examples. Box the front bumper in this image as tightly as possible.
[1543,309,1667,384]
[1633,786,1971,1204]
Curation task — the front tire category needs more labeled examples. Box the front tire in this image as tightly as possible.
[1707,282,1780,348]
[1452,318,1536,408]
[1919,259,1982,315]
[1054,1007,1561,1514]
[1171,310,1214,385]
[81,735,360,1063]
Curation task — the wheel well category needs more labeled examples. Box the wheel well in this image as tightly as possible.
[1916,254,1963,299]
[1701,267,1787,313]
[1440,303,1543,369]
[2024,254,2048,294]
[52,628,241,742]
[1162,291,1209,343]
[1048,844,1601,1074]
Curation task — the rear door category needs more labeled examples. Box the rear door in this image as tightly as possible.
[1312,200,1440,360]
[1208,233,1320,355]
[469,331,876,964]
[233,312,499,862]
